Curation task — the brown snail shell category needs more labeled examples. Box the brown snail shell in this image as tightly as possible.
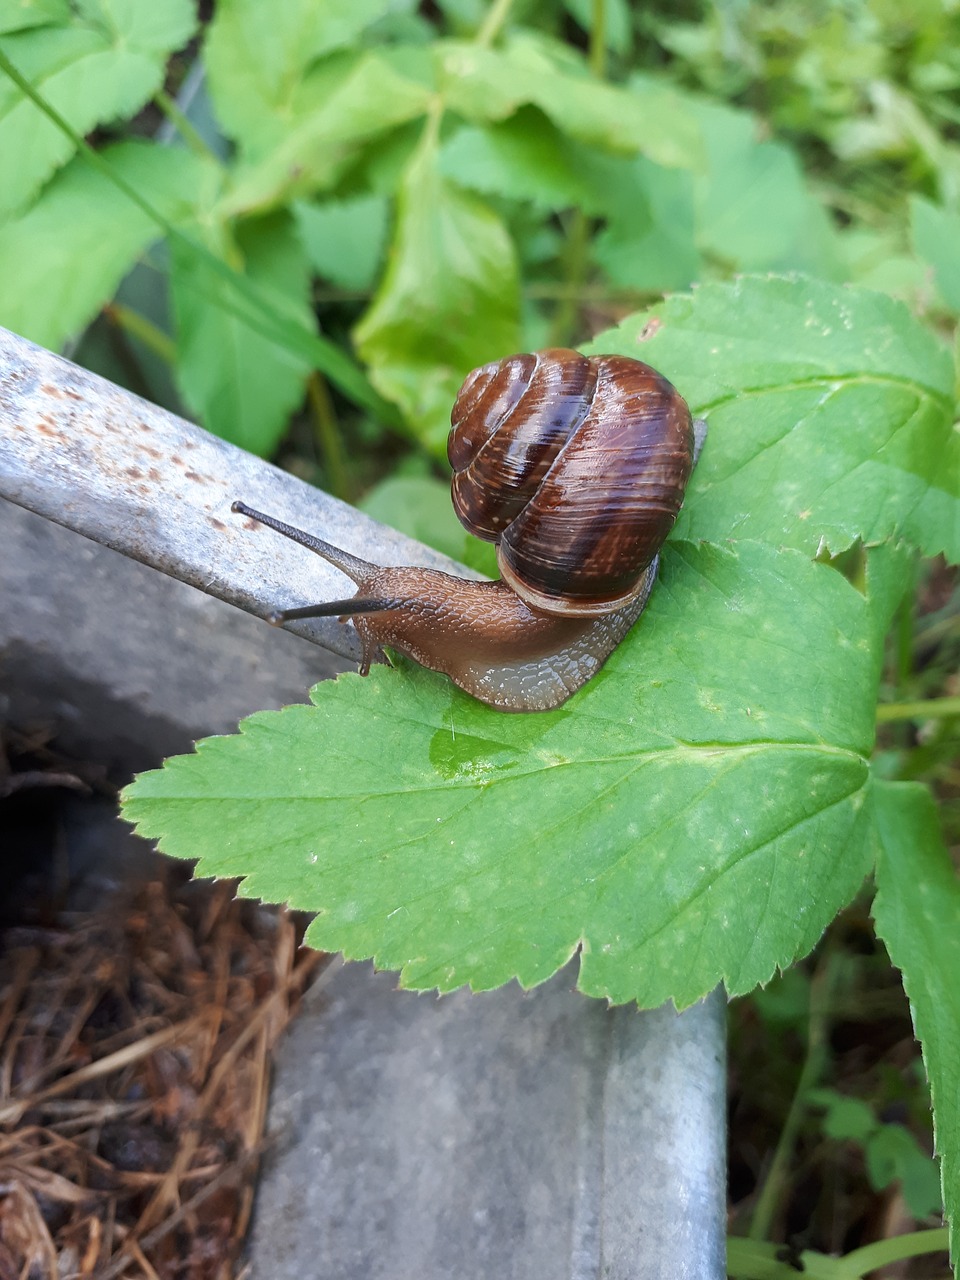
[449,348,695,616]
[232,348,704,712]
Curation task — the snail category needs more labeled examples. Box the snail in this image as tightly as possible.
[232,348,706,713]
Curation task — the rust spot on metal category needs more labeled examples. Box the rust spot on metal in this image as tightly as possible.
[208,517,227,531]
[35,418,62,439]
[148,467,161,482]
[41,383,64,398]
[125,466,144,479]
[64,388,82,401]
[242,519,260,531]
[171,455,185,467]
[140,445,162,460]
[184,471,207,483]
[138,420,153,431]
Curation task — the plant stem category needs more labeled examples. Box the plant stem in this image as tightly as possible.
[746,948,843,1243]
[547,1,608,348]
[876,696,960,723]
[103,303,176,365]
[153,89,221,162]
[727,1237,844,1279]
[548,210,593,348]
[840,1226,950,1274]
[475,0,515,47]
[307,373,352,502]
[727,1229,950,1280]
[894,558,917,690]
[589,0,607,78]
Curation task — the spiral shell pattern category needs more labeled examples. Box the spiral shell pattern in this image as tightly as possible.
[448,348,694,616]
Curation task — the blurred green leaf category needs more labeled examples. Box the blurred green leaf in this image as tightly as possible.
[440,111,700,291]
[435,36,703,171]
[170,211,315,456]
[354,129,520,453]
[865,1124,943,1218]
[751,966,810,1028]
[359,474,496,575]
[592,156,700,291]
[0,0,196,214]
[590,277,959,564]
[204,0,395,151]
[873,781,960,1256]
[808,1089,877,1144]
[0,140,207,348]
[293,193,389,291]
[690,99,838,274]
[910,196,960,314]
[439,111,589,211]
[217,52,432,215]
[0,0,71,35]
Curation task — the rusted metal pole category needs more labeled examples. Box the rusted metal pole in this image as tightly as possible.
[0,325,470,662]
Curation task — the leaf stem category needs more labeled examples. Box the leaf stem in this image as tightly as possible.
[840,1226,950,1274]
[548,210,593,348]
[153,89,221,162]
[894,558,917,690]
[546,0,608,348]
[103,303,176,365]
[475,0,515,48]
[876,696,960,723]
[727,1237,841,1279]
[746,948,843,1244]
[727,1229,949,1280]
[307,373,352,502]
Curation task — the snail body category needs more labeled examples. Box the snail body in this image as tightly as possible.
[233,348,704,713]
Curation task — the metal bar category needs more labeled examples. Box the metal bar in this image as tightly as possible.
[0,325,472,663]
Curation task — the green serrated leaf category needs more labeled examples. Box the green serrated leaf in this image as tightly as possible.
[0,140,207,348]
[354,130,520,452]
[873,780,960,1259]
[587,276,959,564]
[170,211,315,456]
[123,540,893,1008]
[0,0,196,214]
[435,36,702,170]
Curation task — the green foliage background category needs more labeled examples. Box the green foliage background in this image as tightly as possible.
[1,0,959,1271]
